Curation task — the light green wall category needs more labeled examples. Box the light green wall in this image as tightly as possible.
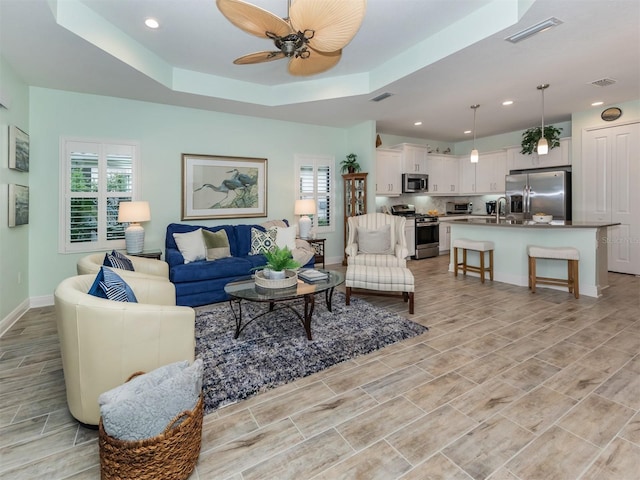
[28,87,366,299]
[0,57,30,321]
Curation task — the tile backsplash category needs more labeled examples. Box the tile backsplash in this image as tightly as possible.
[375,193,503,215]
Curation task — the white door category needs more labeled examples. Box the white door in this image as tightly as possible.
[583,122,640,275]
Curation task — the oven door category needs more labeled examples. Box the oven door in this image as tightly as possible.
[415,223,439,259]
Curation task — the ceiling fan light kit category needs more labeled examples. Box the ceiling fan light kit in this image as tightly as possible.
[216,0,366,76]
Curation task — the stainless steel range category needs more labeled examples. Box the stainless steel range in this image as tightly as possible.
[391,204,439,259]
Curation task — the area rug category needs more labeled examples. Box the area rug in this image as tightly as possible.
[194,291,428,414]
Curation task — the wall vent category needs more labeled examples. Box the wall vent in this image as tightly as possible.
[371,92,393,102]
[590,78,617,87]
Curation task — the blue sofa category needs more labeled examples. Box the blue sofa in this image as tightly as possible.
[165,222,313,307]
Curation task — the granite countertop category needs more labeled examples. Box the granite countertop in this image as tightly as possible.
[450,218,620,228]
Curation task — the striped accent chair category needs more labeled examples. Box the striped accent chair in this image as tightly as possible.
[345,213,409,267]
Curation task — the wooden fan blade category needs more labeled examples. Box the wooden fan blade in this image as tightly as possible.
[234,51,286,64]
[290,0,366,52]
[216,0,292,38]
[288,48,341,76]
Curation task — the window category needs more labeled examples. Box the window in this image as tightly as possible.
[60,139,140,253]
[295,154,334,234]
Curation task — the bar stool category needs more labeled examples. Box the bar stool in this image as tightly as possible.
[452,238,494,283]
[527,245,580,298]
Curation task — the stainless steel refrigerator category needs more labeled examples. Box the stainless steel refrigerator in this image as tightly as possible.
[506,168,572,220]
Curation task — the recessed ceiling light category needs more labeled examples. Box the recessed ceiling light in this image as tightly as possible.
[502,100,514,106]
[591,101,604,106]
[464,130,472,135]
[414,121,422,126]
[145,18,159,29]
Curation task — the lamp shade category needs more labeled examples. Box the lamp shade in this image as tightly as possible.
[118,201,151,223]
[537,137,549,155]
[470,149,479,163]
[294,199,316,215]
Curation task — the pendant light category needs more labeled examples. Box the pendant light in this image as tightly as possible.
[470,104,480,163]
[537,84,549,155]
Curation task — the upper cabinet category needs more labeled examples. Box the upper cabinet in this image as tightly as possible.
[475,151,507,194]
[375,148,402,196]
[507,137,571,171]
[427,154,459,195]
[459,158,477,194]
[391,143,429,173]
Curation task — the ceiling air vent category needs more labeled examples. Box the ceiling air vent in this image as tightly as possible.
[371,92,393,102]
[590,78,617,87]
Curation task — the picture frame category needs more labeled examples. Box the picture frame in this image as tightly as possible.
[8,184,29,227]
[9,125,29,172]
[181,154,267,220]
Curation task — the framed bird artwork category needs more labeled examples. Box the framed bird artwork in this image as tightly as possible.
[182,154,267,220]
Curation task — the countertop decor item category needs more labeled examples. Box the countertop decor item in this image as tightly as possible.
[532,214,553,223]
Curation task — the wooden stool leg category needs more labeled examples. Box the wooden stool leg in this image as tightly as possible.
[572,260,580,299]
[346,287,351,305]
[567,261,573,294]
[529,256,536,293]
[454,247,459,277]
[489,250,494,281]
[463,249,468,276]
[479,250,485,283]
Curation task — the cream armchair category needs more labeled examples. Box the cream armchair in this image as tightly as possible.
[345,213,408,267]
[54,274,195,425]
[77,252,169,280]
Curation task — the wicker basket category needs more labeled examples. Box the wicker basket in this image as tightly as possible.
[254,269,298,289]
[99,373,203,480]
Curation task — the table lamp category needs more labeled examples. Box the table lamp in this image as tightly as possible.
[118,201,151,254]
[295,199,316,239]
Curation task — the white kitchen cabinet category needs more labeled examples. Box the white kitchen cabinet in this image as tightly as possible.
[391,143,428,173]
[427,154,459,194]
[459,157,476,194]
[582,123,639,275]
[507,137,572,171]
[439,221,451,253]
[475,151,507,194]
[375,148,402,196]
[404,217,416,257]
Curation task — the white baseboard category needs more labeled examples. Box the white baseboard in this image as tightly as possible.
[0,298,29,338]
[0,295,55,338]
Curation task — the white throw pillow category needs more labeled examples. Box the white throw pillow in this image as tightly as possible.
[173,229,206,263]
[357,224,393,254]
[270,225,297,251]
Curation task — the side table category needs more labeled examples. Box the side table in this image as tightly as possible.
[126,249,162,260]
[304,238,325,268]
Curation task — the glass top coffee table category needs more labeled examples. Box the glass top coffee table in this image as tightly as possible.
[224,269,345,340]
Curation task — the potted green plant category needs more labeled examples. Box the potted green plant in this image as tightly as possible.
[259,246,300,279]
[520,125,563,155]
[340,153,361,174]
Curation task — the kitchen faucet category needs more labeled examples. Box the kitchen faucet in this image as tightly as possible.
[496,196,507,222]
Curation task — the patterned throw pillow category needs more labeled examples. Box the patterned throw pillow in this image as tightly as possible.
[87,266,138,302]
[103,250,135,271]
[202,229,231,261]
[250,227,277,255]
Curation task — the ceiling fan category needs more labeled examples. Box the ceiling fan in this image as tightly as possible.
[216,0,367,76]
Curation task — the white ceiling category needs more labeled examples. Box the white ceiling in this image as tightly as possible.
[1,0,638,143]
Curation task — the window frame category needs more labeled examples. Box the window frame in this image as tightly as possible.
[294,154,335,235]
[59,137,141,254]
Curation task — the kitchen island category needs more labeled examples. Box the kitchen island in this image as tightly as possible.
[448,218,620,297]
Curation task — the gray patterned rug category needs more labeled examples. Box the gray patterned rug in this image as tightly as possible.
[194,291,428,414]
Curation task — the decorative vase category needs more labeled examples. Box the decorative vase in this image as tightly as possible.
[268,269,286,280]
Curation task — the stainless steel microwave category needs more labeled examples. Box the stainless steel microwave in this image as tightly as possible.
[402,173,429,193]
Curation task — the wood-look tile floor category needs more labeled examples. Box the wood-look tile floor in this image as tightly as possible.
[1,255,639,479]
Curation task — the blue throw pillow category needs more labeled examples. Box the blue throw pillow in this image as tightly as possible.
[87,266,138,302]
[103,250,135,271]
